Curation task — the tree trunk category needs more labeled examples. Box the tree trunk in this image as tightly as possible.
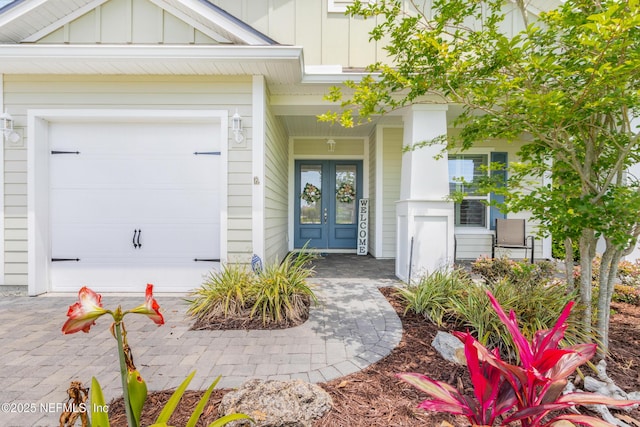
[564,237,575,291]
[578,229,596,336]
[596,241,621,358]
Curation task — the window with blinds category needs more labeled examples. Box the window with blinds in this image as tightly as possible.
[448,154,490,227]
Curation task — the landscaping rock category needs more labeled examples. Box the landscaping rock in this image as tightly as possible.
[432,331,466,365]
[219,379,333,427]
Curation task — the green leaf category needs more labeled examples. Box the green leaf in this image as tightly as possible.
[154,371,196,424]
[127,369,148,427]
[185,376,222,427]
[208,413,254,427]
[90,377,110,427]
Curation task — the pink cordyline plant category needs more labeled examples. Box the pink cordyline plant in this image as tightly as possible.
[398,291,640,427]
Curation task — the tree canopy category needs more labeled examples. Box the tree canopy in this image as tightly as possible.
[321,0,640,350]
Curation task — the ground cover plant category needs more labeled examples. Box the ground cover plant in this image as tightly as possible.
[399,262,584,360]
[187,249,317,329]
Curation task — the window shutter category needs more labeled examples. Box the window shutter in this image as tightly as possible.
[490,152,507,230]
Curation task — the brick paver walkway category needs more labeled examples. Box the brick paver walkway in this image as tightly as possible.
[0,274,402,426]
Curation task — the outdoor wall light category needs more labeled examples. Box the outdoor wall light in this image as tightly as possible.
[1,110,20,144]
[327,139,336,152]
[232,110,244,143]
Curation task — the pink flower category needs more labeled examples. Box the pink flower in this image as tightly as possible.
[62,287,109,334]
[128,284,164,325]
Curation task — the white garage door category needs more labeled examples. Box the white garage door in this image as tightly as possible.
[50,121,221,292]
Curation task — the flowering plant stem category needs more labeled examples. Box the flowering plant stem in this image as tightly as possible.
[114,320,135,427]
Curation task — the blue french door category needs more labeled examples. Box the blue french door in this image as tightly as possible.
[294,160,363,249]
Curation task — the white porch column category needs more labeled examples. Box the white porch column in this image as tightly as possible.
[396,104,454,282]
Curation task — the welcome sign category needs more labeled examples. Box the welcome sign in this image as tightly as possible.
[358,198,369,255]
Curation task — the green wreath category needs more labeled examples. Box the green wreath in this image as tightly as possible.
[336,182,356,203]
[301,183,321,203]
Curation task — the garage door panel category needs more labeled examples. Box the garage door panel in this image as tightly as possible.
[50,122,220,155]
[51,155,219,189]
[51,263,217,293]
[52,224,219,260]
[51,189,219,223]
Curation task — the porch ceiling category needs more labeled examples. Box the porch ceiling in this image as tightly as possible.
[279,114,399,138]
[274,100,463,138]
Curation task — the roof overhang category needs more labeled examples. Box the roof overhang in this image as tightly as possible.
[0,44,304,84]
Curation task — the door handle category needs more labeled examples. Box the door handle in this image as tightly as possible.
[324,208,328,224]
[133,229,142,248]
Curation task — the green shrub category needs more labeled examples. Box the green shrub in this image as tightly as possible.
[187,249,318,326]
[471,256,556,288]
[251,250,318,325]
[574,256,640,289]
[612,284,640,305]
[398,268,472,327]
[616,259,640,287]
[186,264,256,323]
[449,280,582,361]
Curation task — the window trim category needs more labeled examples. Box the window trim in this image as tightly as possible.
[328,0,368,13]
[449,150,494,231]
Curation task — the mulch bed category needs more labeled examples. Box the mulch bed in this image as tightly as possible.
[190,298,311,331]
[108,288,640,426]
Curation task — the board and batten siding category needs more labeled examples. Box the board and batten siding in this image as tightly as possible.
[37,0,219,45]
[264,98,289,264]
[210,0,383,68]
[381,127,403,258]
[209,0,535,68]
[2,74,253,288]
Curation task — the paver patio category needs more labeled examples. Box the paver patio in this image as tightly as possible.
[0,261,402,426]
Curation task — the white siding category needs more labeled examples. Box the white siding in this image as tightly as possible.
[382,127,402,258]
[454,233,543,261]
[2,74,253,286]
[264,97,289,264]
[208,0,540,68]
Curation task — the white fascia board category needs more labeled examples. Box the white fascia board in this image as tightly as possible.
[0,44,303,61]
[302,70,372,84]
[0,0,49,27]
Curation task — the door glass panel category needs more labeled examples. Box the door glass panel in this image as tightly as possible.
[300,164,322,224]
[335,164,357,224]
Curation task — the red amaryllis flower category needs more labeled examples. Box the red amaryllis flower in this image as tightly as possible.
[62,287,109,334]
[128,284,164,325]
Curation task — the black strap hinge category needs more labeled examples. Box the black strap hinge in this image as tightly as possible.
[51,151,80,155]
[194,258,220,262]
[52,258,80,262]
[193,151,221,156]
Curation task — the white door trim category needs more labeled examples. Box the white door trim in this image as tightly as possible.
[28,109,228,295]
[0,75,5,284]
